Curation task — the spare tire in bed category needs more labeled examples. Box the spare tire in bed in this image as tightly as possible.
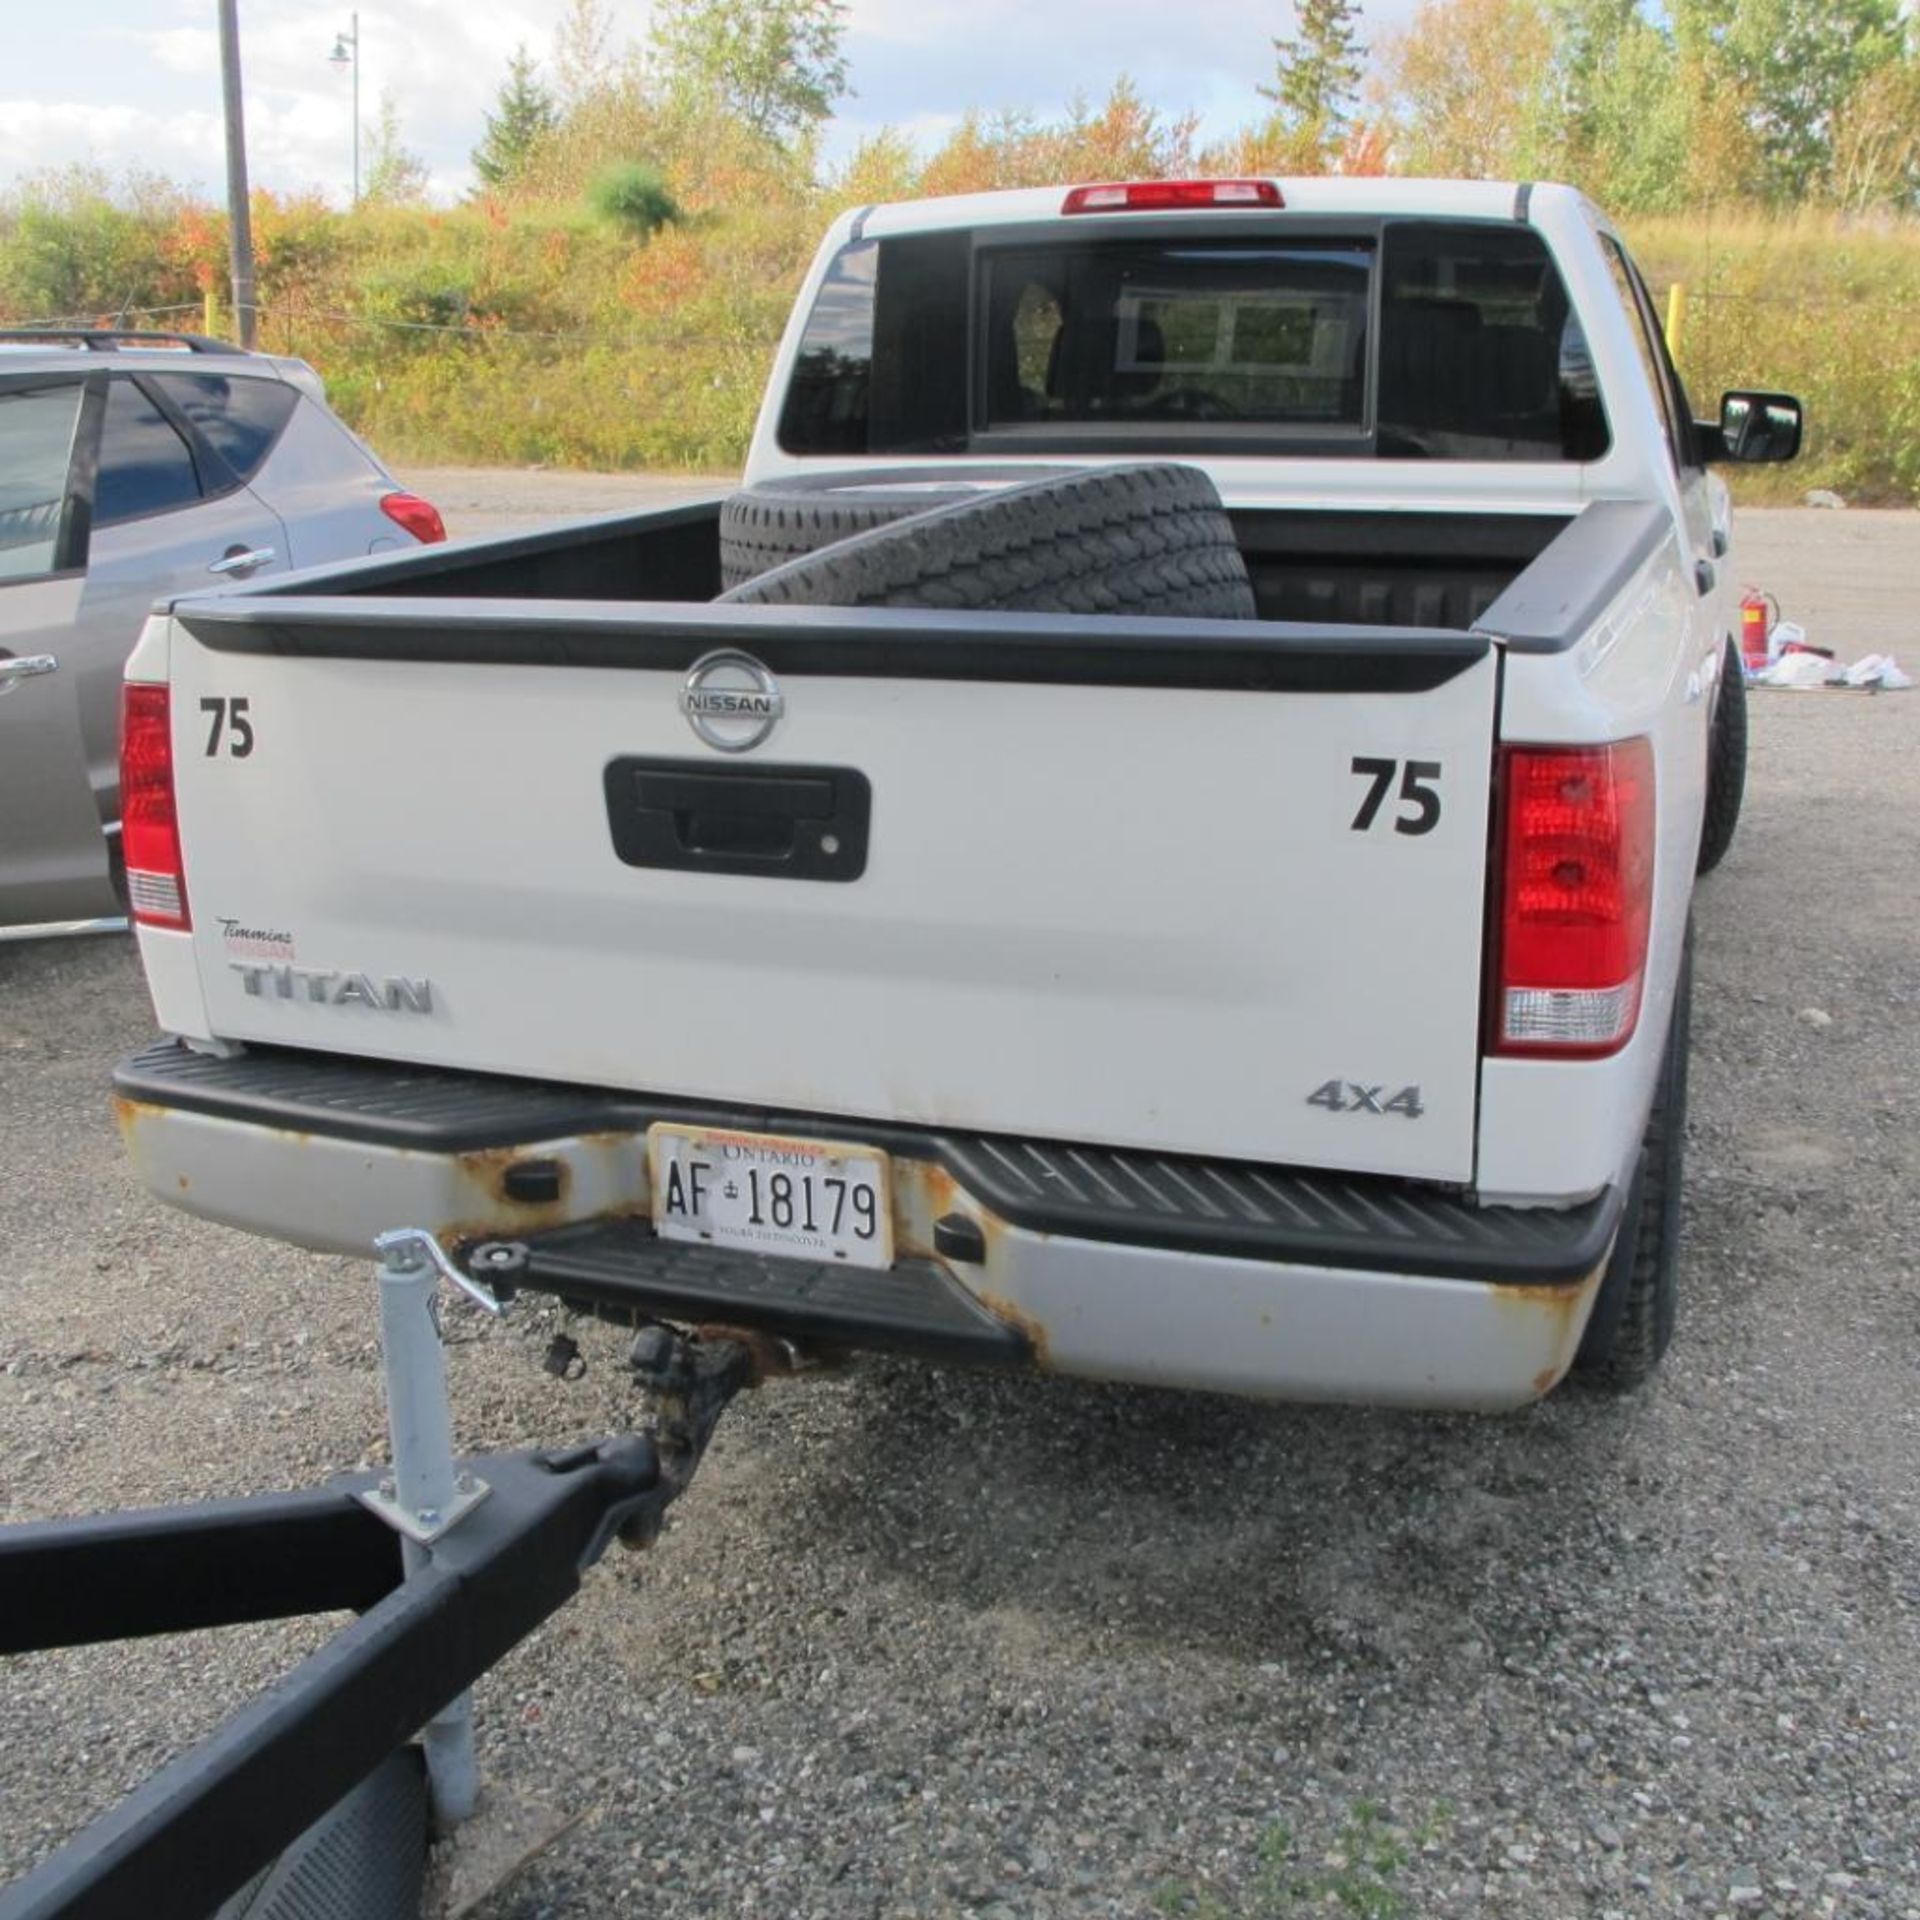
[716,463,1257,620]
[717,467,1076,589]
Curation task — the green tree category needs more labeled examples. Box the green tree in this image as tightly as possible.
[1671,0,1905,198]
[1056,77,1200,181]
[553,0,623,109]
[0,166,190,320]
[1376,0,1557,178]
[363,93,430,205]
[648,0,850,148]
[1547,0,1689,210]
[1828,48,1920,210]
[1261,0,1368,142]
[473,46,559,192]
[833,126,923,205]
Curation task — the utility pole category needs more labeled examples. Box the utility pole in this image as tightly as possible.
[217,0,257,346]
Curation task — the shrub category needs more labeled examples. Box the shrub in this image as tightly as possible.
[0,166,194,320]
[586,163,682,240]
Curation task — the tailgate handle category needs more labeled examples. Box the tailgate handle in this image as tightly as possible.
[605,757,870,882]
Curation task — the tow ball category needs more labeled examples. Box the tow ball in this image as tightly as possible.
[0,1228,763,1920]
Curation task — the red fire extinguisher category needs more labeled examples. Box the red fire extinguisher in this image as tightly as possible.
[1739,588,1779,673]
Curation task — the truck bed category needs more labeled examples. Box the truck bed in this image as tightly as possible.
[233,497,1570,635]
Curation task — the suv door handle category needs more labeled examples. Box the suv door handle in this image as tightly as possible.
[0,653,58,695]
[208,546,276,576]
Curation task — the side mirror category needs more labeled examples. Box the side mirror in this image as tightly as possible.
[1700,390,1804,464]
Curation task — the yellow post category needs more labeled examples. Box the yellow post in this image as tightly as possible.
[1664,280,1687,357]
[203,288,219,337]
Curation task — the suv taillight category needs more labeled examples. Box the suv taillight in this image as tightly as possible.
[121,683,189,930]
[1490,740,1654,1058]
[380,491,447,544]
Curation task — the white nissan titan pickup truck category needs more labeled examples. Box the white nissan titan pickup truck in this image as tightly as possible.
[113,178,1801,1409]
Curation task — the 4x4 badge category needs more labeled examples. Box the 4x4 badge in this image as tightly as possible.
[680,650,783,753]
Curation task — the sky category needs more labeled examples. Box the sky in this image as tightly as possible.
[0,1,1420,207]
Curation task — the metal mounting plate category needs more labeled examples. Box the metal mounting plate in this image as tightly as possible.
[353,1474,490,1546]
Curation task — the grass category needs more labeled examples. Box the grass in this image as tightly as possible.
[1625,210,1920,503]
[1150,1801,1453,1919]
[238,194,813,473]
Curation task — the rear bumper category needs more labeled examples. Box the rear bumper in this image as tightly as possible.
[115,1041,1619,1410]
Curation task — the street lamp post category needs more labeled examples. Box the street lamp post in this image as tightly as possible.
[329,12,360,206]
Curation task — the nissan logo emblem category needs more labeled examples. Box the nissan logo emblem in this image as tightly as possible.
[679,649,784,753]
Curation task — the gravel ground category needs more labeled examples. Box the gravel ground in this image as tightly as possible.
[3,502,1918,1919]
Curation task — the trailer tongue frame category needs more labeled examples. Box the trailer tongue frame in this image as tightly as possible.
[0,1230,762,1920]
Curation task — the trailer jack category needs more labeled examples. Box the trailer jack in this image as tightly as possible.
[0,1230,761,1920]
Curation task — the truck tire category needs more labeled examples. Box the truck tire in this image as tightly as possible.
[1569,930,1691,1392]
[1696,639,1747,874]
[717,464,1257,619]
[719,467,1077,589]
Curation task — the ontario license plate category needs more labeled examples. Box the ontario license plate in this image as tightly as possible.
[647,1125,894,1270]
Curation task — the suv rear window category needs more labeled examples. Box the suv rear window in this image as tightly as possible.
[778,219,1607,464]
[152,372,299,484]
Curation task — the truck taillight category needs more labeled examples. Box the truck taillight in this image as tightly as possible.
[121,683,190,930]
[1491,740,1654,1058]
[1061,179,1284,215]
[380,491,447,544]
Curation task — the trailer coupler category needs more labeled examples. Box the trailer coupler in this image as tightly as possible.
[0,1235,761,1920]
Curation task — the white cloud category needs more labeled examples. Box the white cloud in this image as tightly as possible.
[0,101,226,184]
[4,0,1420,207]
[128,27,220,77]
[50,1,581,202]
[844,0,1281,64]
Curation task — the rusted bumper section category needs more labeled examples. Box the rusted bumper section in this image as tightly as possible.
[114,1040,1618,1411]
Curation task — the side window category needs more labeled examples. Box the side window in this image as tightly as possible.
[1601,237,1694,470]
[0,383,85,583]
[777,240,877,456]
[1623,252,1700,471]
[776,231,970,456]
[152,372,298,485]
[95,377,203,527]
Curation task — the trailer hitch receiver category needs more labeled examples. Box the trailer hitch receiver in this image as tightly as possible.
[619,1322,762,1549]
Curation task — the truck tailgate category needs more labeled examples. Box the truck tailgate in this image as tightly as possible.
[164,604,1497,1183]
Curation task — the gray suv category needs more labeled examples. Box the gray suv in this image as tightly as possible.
[0,330,446,934]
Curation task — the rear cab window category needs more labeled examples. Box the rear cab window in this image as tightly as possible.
[779,218,1608,464]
